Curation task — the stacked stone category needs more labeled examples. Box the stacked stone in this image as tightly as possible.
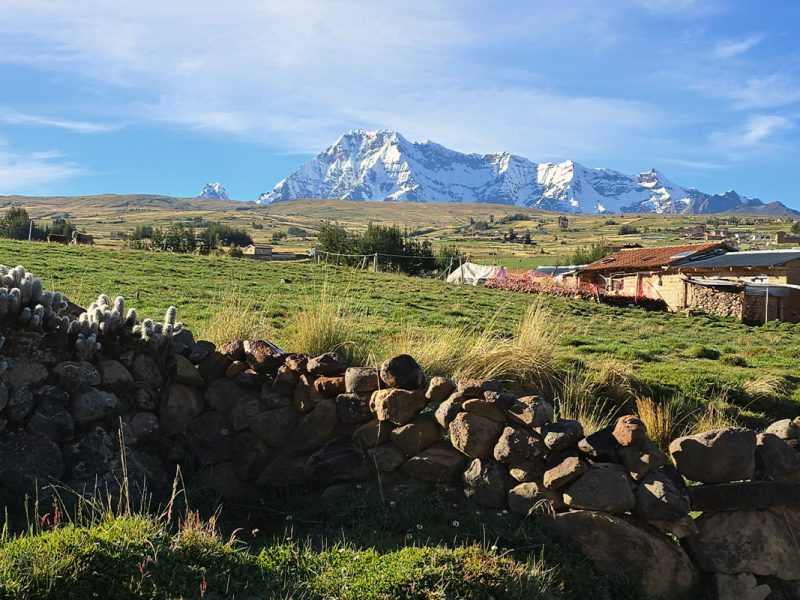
[0,334,185,502]
[669,421,800,600]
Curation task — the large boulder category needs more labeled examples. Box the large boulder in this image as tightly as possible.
[618,438,667,482]
[434,395,464,428]
[493,425,547,465]
[197,351,232,382]
[249,407,299,447]
[306,352,344,377]
[688,508,800,579]
[366,443,406,472]
[543,456,587,490]
[634,469,690,521]
[204,379,246,413]
[350,418,393,449]
[305,438,371,485]
[70,388,120,425]
[401,440,467,483]
[344,367,380,394]
[766,418,800,447]
[159,383,205,435]
[53,361,101,390]
[425,376,455,403]
[449,412,503,458]
[687,481,800,511]
[292,398,339,452]
[541,419,583,451]
[755,433,800,482]
[463,458,511,508]
[27,401,75,443]
[390,414,441,456]
[669,428,757,483]
[506,396,553,429]
[244,340,281,374]
[379,355,424,390]
[370,388,427,425]
[186,411,232,465]
[547,510,697,599]
[230,432,273,480]
[508,481,564,515]
[334,393,373,424]
[612,414,647,447]
[562,463,635,513]
[0,432,65,489]
[97,360,133,387]
[2,360,48,387]
[130,354,162,387]
[462,399,506,422]
[171,355,205,387]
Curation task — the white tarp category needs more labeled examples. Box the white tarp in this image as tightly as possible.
[447,262,507,286]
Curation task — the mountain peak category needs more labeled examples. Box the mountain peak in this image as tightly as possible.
[256,130,796,216]
[198,182,228,200]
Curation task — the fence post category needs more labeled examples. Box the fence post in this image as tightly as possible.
[373,253,378,272]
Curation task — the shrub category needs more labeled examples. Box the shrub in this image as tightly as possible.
[618,224,640,235]
[687,345,720,360]
[567,242,608,265]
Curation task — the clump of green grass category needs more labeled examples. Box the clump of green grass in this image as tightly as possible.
[387,300,559,391]
[686,345,720,360]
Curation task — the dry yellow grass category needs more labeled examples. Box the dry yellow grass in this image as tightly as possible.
[554,371,617,435]
[742,374,789,402]
[386,300,559,391]
[635,396,676,448]
[193,293,273,346]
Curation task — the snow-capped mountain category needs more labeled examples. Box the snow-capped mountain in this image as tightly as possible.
[198,182,229,200]
[257,130,794,215]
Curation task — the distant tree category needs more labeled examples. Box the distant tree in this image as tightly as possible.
[317,221,355,256]
[558,215,569,231]
[791,221,800,234]
[618,224,640,235]
[287,226,307,237]
[568,241,609,265]
[0,206,36,240]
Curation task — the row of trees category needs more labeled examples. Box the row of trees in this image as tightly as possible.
[316,222,463,275]
[124,221,253,254]
[0,206,76,241]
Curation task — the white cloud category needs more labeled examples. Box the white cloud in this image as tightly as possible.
[711,34,763,59]
[0,142,84,193]
[0,109,118,133]
[0,0,666,159]
[710,115,793,157]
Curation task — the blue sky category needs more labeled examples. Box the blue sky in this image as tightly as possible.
[0,0,798,206]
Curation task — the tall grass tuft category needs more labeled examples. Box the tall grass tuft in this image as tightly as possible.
[687,386,740,434]
[634,396,677,449]
[280,283,371,365]
[742,374,789,403]
[386,300,559,391]
[194,292,273,346]
[554,371,617,435]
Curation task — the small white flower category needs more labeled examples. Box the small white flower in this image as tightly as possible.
[356,484,362,489]
[452,520,460,527]
[416,524,423,530]
[389,501,396,508]
[502,510,508,514]
[406,533,413,539]
[491,545,498,552]
[285,515,293,521]
[475,510,481,516]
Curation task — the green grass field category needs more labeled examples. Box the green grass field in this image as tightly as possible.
[1,237,798,431]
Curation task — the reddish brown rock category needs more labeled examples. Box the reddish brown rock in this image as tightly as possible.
[352,419,395,449]
[612,415,647,447]
[344,367,380,394]
[219,340,246,362]
[198,351,232,382]
[313,376,346,397]
[249,406,298,447]
[400,440,467,483]
[425,376,455,403]
[380,354,424,390]
[463,399,506,422]
[306,352,345,376]
[543,456,587,490]
[160,383,205,435]
[225,360,248,379]
[508,480,564,515]
[390,414,441,456]
[370,388,427,425]
[669,427,756,484]
[449,412,503,458]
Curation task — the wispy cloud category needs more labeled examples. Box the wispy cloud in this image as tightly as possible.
[0,109,118,133]
[711,34,763,59]
[710,115,793,158]
[0,142,84,193]
[661,157,727,170]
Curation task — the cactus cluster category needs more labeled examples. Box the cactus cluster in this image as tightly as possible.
[0,264,187,357]
[134,305,183,348]
[0,265,69,333]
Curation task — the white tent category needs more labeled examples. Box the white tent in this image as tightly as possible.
[447,262,507,286]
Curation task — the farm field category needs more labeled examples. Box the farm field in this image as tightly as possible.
[1,237,798,431]
[3,195,796,269]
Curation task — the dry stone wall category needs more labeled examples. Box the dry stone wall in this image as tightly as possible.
[1,265,800,599]
[686,284,744,319]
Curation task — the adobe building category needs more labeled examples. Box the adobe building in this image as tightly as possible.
[578,243,800,323]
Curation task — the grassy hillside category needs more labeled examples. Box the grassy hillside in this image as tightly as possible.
[3,195,796,269]
[1,238,798,431]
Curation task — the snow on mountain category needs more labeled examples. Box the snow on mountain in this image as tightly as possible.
[257,130,790,215]
[199,182,229,200]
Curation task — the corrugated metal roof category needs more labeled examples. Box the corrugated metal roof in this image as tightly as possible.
[533,265,587,276]
[582,242,724,273]
[681,250,800,269]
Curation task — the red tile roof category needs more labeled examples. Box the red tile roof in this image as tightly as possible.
[582,242,725,273]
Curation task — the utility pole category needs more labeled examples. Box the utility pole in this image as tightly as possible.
[28,219,33,242]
